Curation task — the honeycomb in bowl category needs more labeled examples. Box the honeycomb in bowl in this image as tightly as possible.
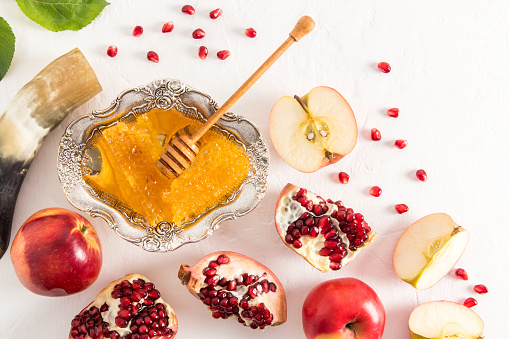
[84,108,251,226]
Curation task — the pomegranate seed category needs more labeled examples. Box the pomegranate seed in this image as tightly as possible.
[147,51,159,63]
[198,46,208,59]
[463,297,478,308]
[309,227,319,238]
[474,284,488,294]
[162,22,174,33]
[395,204,409,214]
[118,309,131,319]
[378,62,391,73]
[203,267,217,276]
[245,27,257,38]
[133,25,143,37]
[329,262,341,271]
[131,291,142,302]
[395,139,408,149]
[369,186,382,197]
[319,248,332,256]
[338,172,349,184]
[209,8,223,19]
[416,169,427,182]
[192,28,205,39]
[207,275,220,287]
[293,240,302,248]
[329,253,343,263]
[217,50,230,60]
[147,289,160,300]
[217,254,230,264]
[227,280,237,291]
[455,268,468,280]
[182,5,195,15]
[371,128,381,141]
[115,316,128,327]
[107,45,118,58]
[387,108,399,118]
[324,240,338,249]
[111,290,122,299]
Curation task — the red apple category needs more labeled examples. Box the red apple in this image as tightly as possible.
[10,208,102,296]
[302,278,385,339]
[269,86,357,173]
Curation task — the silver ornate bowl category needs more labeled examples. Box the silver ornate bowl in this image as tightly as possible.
[57,79,269,252]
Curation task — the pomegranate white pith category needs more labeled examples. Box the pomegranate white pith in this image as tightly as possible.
[269,86,357,173]
[69,273,177,339]
[408,301,484,339]
[275,183,376,273]
[178,251,287,330]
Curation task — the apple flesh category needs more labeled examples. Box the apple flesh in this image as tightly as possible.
[269,86,357,173]
[11,208,102,296]
[409,301,484,339]
[302,278,385,339]
[393,213,469,290]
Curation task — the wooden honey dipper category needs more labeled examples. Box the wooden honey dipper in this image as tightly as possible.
[157,16,315,179]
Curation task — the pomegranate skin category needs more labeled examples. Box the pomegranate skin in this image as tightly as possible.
[303,278,385,339]
[11,208,102,296]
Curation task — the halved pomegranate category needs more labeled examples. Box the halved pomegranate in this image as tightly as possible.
[69,273,177,339]
[178,251,286,330]
[275,183,377,272]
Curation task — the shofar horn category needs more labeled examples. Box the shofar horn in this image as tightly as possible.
[0,48,102,260]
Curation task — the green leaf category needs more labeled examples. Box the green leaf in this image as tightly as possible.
[16,0,110,32]
[0,17,15,81]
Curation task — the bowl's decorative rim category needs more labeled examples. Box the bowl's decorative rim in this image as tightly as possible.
[57,78,269,252]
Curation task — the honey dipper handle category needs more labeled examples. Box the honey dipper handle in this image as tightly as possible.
[190,16,315,143]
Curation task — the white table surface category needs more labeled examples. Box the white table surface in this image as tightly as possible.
[1,1,507,338]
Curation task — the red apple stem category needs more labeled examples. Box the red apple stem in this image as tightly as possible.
[294,95,312,115]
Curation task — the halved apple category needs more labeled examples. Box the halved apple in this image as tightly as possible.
[393,213,469,290]
[409,301,484,339]
[269,86,357,173]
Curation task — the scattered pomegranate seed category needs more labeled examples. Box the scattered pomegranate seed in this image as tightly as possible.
[455,268,468,280]
[245,27,257,38]
[474,284,488,294]
[378,62,391,73]
[395,139,408,149]
[162,22,174,33]
[217,50,230,60]
[107,45,118,58]
[463,297,478,308]
[387,108,399,118]
[338,172,349,184]
[198,46,208,59]
[132,25,143,37]
[395,204,409,214]
[369,186,382,197]
[371,128,381,141]
[192,28,205,39]
[209,8,223,19]
[416,169,428,182]
[182,5,195,15]
[147,51,159,63]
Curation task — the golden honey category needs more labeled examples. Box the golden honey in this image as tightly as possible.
[84,109,251,226]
